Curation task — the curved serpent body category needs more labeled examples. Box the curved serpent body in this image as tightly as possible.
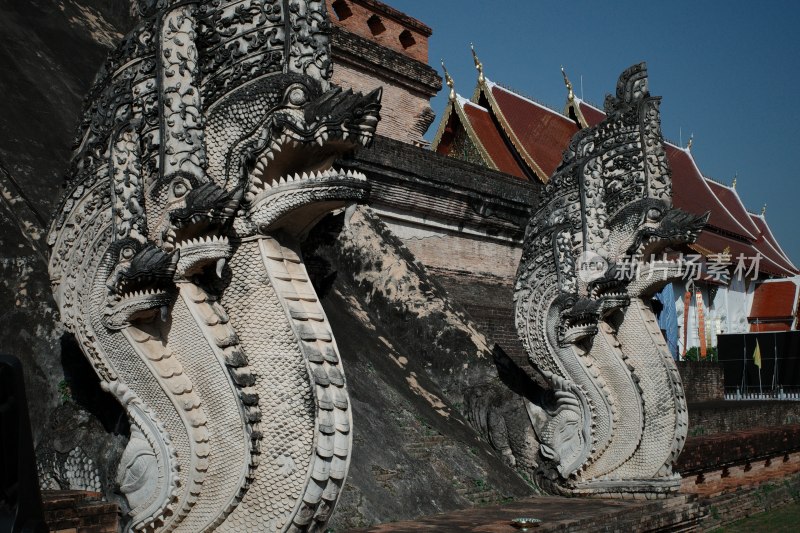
[48,1,380,530]
[513,64,706,496]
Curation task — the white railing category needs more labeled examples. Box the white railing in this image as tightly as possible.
[723,387,800,400]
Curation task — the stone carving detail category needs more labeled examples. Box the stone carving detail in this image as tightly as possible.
[513,63,707,496]
[48,1,381,531]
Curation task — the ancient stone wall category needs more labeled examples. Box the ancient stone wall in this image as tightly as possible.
[331,60,436,146]
[679,362,725,402]
[327,3,441,146]
[327,0,430,63]
[688,401,800,435]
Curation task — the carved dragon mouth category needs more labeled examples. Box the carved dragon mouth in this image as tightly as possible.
[174,235,232,279]
[560,316,599,346]
[589,276,630,316]
[103,243,178,329]
[104,288,174,330]
[558,298,601,346]
[163,183,241,252]
[244,120,370,204]
[627,209,709,258]
[238,117,374,237]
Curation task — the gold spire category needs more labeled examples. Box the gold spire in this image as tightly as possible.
[470,43,484,84]
[561,66,574,102]
[686,134,693,151]
[761,203,767,216]
[441,60,456,101]
[732,173,737,189]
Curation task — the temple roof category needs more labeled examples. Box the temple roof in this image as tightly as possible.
[461,99,528,179]
[705,180,760,240]
[749,214,799,276]
[665,145,756,240]
[430,64,797,278]
[432,94,527,179]
[479,80,578,180]
[749,278,799,331]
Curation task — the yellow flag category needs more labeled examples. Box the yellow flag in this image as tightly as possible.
[753,339,762,369]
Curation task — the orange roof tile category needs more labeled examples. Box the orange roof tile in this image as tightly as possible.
[461,102,527,179]
[692,230,790,277]
[706,180,760,240]
[577,100,605,128]
[484,81,578,179]
[749,214,799,275]
[665,145,757,240]
[749,280,797,320]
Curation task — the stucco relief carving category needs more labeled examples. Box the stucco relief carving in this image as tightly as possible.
[48,1,381,530]
[513,63,707,496]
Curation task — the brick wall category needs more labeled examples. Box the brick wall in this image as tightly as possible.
[678,362,725,402]
[43,491,118,533]
[430,270,527,362]
[327,0,430,63]
[331,61,435,145]
[382,221,522,280]
[326,0,442,146]
[677,425,800,475]
[688,401,800,435]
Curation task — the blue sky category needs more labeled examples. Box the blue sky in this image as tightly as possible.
[388,0,800,266]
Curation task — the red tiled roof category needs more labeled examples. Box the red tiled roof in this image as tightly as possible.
[705,180,759,240]
[485,82,578,178]
[577,100,605,128]
[575,102,766,243]
[749,214,799,275]
[749,280,797,320]
[665,145,757,240]
[461,102,526,179]
[691,230,791,277]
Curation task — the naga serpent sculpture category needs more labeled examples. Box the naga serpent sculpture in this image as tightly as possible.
[48,1,380,531]
[513,63,707,496]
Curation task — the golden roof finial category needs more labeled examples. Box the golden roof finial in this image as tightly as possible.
[761,203,767,216]
[732,173,737,189]
[470,43,484,84]
[686,134,693,151]
[561,66,574,102]
[441,60,456,101]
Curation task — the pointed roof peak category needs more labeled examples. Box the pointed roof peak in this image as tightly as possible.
[441,59,456,101]
[561,66,575,102]
[470,43,485,84]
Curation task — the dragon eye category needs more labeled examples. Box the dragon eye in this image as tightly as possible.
[172,181,188,198]
[121,246,135,260]
[287,86,307,106]
[647,208,662,221]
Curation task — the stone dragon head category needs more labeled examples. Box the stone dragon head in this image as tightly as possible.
[48,1,380,530]
[514,63,706,495]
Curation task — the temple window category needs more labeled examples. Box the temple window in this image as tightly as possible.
[399,29,416,49]
[367,14,386,35]
[331,0,352,20]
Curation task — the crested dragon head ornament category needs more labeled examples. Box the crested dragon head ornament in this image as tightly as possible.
[514,63,707,496]
[48,0,380,530]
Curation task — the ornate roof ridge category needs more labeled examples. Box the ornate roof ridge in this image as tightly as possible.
[749,212,799,272]
[485,79,569,119]
[670,145,759,241]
